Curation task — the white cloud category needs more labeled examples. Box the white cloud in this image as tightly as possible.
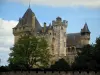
[0,47,11,53]
[0,18,17,65]
[8,0,100,8]
[0,18,18,53]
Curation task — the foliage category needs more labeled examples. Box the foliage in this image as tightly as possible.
[8,35,51,69]
[0,66,10,72]
[50,58,70,70]
[7,34,100,70]
[72,44,94,70]
[93,36,100,70]
[72,36,100,71]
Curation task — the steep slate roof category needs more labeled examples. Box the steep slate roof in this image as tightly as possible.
[67,33,81,48]
[81,23,90,33]
[34,17,42,32]
[22,7,35,20]
[15,7,42,32]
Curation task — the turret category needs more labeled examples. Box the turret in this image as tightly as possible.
[80,22,91,45]
[81,22,90,35]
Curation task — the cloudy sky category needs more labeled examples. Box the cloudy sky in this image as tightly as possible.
[0,0,100,65]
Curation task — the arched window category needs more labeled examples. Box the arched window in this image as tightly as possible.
[72,46,75,51]
[52,37,55,42]
[61,26,63,30]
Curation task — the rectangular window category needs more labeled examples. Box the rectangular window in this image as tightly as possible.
[64,32,66,36]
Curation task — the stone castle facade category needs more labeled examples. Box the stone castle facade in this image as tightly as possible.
[13,7,91,64]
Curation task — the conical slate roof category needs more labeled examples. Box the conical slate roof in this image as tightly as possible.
[22,7,35,19]
[81,23,90,33]
[15,7,42,32]
[22,7,35,26]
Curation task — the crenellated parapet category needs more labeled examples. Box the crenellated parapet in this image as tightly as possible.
[52,17,68,28]
[13,26,32,35]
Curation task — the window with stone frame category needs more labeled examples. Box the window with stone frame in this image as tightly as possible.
[52,37,55,54]
[64,32,66,36]
[50,33,51,35]
[61,26,63,30]
[64,42,66,47]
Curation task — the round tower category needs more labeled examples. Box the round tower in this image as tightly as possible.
[80,22,91,46]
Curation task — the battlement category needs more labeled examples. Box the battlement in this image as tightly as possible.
[52,17,68,27]
[13,26,32,35]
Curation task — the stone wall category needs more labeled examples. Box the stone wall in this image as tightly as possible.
[0,71,100,75]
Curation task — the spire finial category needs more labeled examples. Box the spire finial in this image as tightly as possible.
[29,0,31,8]
[85,21,87,24]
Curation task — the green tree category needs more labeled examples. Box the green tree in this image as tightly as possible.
[93,36,100,70]
[72,36,100,70]
[8,35,51,69]
[72,44,95,70]
[50,58,70,70]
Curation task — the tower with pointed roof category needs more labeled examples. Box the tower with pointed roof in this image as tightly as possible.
[13,7,42,43]
[66,22,90,64]
[80,23,90,46]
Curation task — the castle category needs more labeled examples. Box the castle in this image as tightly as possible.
[13,7,90,64]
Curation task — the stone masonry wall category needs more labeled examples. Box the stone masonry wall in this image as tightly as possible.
[0,71,100,75]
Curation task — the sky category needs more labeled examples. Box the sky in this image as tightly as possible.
[0,0,100,66]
